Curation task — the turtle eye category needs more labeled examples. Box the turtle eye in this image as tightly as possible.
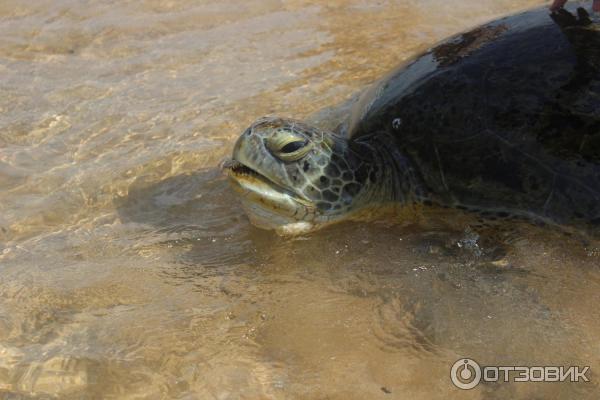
[266,135,313,162]
[280,140,307,153]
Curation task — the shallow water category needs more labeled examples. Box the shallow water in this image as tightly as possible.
[1,0,600,398]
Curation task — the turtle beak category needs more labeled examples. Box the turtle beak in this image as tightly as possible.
[225,127,296,196]
[223,127,317,228]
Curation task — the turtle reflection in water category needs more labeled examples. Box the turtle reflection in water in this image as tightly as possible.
[224,3,600,236]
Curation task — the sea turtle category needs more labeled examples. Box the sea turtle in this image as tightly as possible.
[224,3,600,235]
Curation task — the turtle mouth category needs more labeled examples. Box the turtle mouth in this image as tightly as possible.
[222,159,280,188]
[222,158,314,212]
[224,160,263,179]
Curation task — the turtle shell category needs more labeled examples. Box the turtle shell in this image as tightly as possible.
[347,2,600,227]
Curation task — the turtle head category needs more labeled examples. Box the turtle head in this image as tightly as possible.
[224,117,378,234]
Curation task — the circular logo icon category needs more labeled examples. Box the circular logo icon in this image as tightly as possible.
[450,358,482,390]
